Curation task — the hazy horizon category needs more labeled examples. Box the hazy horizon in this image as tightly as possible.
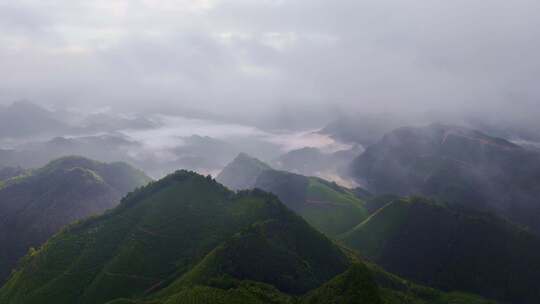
[2,0,540,184]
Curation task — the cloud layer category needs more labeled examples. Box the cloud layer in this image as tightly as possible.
[1,0,539,123]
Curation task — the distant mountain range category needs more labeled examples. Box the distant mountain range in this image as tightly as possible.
[352,123,540,234]
[0,135,140,169]
[0,101,69,139]
[0,101,280,178]
[0,101,156,141]
[319,114,410,146]
[0,133,240,178]
[0,156,150,283]
[272,146,361,186]
[0,171,494,304]
[2,102,540,303]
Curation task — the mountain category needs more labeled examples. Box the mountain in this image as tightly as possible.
[78,112,157,133]
[0,171,347,304]
[0,101,68,139]
[272,146,361,187]
[216,153,273,190]
[340,196,540,304]
[0,166,26,182]
[0,171,494,304]
[254,170,369,237]
[218,154,369,236]
[11,135,141,169]
[5,134,236,178]
[273,147,328,174]
[0,156,150,283]
[352,123,540,234]
[0,134,143,171]
[319,114,409,146]
[0,101,159,141]
[168,135,241,174]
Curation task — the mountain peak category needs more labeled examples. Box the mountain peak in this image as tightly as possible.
[234,152,269,164]
[216,153,272,191]
[0,168,349,303]
[41,155,101,172]
[0,156,150,284]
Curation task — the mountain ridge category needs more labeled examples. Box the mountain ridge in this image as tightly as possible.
[352,123,540,234]
[218,153,369,236]
[340,196,540,304]
[0,156,151,283]
[0,170,495,304]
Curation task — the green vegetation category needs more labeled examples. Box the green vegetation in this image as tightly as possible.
[339,197,410,259]
[218,154,370,237]
[0,171,496,304]
[167,215,349,295]
[0,171,337,304]
[301,263,382,304]
[0,156,151,284]
[255,170,368,236]
[302,177,368,236]
[341,196,540,304]
[254,170,369,236]
[363,194,400,215]
[38,156,151,194]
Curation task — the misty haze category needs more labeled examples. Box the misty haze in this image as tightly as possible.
[0,1,539,304]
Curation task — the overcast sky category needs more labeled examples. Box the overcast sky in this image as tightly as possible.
[1,0,539,123]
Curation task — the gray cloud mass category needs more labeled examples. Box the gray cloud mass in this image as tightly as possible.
[1,0,539,124]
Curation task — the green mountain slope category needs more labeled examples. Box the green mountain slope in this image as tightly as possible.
[301,263,381,304]
[0,171,494,304]
[218,154,369,236]
[0,171,348,304]
[340,196,540,304]
[38,156,151,194]
[165,214,349,295]
[0,156,150,283]
[102,258,495,304]
[254,170,369,236]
